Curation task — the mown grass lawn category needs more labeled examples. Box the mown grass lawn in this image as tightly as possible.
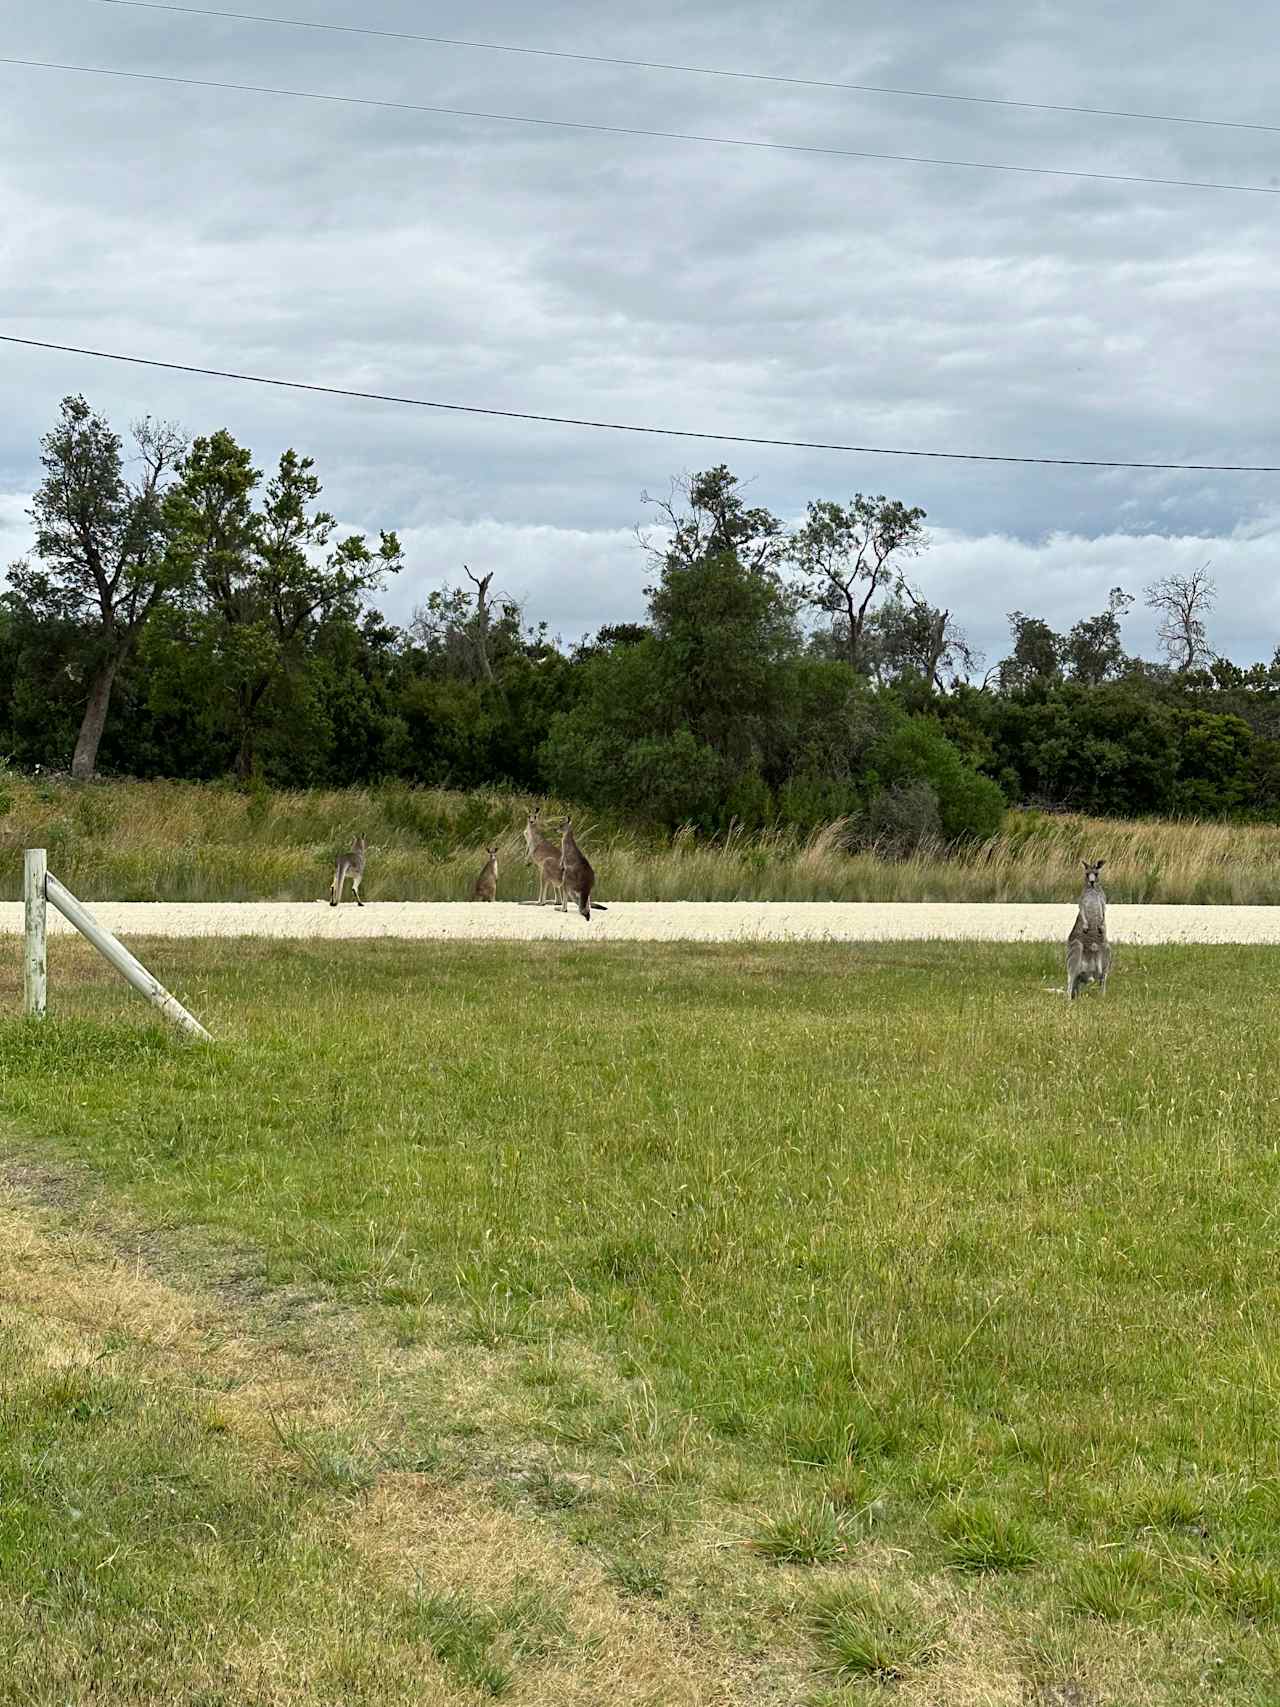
[2,937,1280,1703]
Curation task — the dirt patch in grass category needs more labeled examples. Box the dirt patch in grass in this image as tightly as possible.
[354,1476,767,1706]
[0,1162,794,1705]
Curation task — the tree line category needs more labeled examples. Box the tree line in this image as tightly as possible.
[4,394,1277,840]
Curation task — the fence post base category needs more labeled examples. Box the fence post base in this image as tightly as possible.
[23,848,46,1019]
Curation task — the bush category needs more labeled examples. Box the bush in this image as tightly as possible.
[864,780,941,852]
[871,717,1005,841]
[776,771,862,834]
[719,764,774,831]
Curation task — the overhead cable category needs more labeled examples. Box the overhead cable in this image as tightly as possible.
[4,335,1276,473]
[83,0,1280,139]
[2,56,1279,197]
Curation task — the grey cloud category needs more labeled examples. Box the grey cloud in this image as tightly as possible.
[3,0,1280,662]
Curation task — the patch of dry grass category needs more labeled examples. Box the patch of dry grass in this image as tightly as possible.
[0,1186,791,1704]
[3,773,1280,902]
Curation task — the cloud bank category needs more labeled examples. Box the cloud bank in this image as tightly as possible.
[2,0,1277,663]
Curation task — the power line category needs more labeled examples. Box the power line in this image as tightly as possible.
[4,335,1276,474]
[4,56,1278,199]
[82,0,1280,140]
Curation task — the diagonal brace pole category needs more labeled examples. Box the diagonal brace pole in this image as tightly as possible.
[44,871,212,1042]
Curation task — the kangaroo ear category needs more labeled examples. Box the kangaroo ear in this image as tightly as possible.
[1096,860,1105,869]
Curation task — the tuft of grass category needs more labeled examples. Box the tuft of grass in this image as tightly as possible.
[1115,1479,1210,1537]
[748,1500,852,1565]
[1068,1548,1171,1621]
[938,1499,1045,1573]
[267,1411,379,1497]
[604,1556,667,1600]
[778,1403,896,1469]
[457,1274,533,1348]
[519,1465,591,1512]
[402,1589,515,1697]
[1200,1557,1280,1623]
[808,1583,942,1682]
[402,1585,571,1697]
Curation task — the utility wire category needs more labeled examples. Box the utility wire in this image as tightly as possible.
[4,335,1276,473]
[82,0,1280,140]
[3,55,1278,198]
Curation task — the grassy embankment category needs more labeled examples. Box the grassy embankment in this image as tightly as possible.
[2,775,1280,903]
[1,937,1279,1702]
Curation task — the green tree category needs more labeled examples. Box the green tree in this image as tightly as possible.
[867,591,978,691]
[542,465,798,827]
[626,466,796,770]
[539,642,727,826]
[409,573,549,683]
[639,464,786,574]
[647,545,799,766]
[1171,710,1254,817]
[165,433,402,778]
[8,395,186,777]
[997,612,1063,693]
[1061,587,1132,684]
[789,494,928,674]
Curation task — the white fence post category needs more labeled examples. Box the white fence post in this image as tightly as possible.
[23,848,46,1019]
[43,871,212,1042]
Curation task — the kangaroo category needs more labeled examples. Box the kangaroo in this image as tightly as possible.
[558,818,607,921]
[1066,859,1109,1000]
[472,845,499,902]
[523,808,564,908]
[329,835,367,907]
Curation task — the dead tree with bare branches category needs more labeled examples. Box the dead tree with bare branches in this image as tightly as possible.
[1144,564,1216,672]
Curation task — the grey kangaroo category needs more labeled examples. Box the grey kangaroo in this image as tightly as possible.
[472,845,499,902]
[558,819,606,921]
[329,835,367,907]
[1066,859,1109,1000]
[523,808,564,907]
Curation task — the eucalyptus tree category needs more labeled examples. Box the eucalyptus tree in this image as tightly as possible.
[9,394,185,777]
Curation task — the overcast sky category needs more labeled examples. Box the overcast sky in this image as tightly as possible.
[3,0,1279,670]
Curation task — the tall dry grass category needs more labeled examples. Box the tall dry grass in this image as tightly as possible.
[1,775,1278,903]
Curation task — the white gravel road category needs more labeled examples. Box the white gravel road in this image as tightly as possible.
[1,900,1278,944]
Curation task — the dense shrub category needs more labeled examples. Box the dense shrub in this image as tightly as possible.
[871,717,1006,842]
[865,780,942,851]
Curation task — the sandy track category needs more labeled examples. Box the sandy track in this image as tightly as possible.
[1,899,1279,944]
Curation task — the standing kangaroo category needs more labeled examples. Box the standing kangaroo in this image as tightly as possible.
[329,836,367,907]
[558,819,606,921]
[472,845,499,902]
[1066,859,1109,1000]
[523,809,564,908]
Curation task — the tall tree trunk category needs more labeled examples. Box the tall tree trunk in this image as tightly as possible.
[234,675,271,781]
[71,658,120,780]
[235,723,255,782]
[465,566,495,682]
[925,608,949,693]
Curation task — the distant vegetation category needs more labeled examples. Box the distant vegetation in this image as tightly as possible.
[5,774,1280,904]
[8,399,1280,841]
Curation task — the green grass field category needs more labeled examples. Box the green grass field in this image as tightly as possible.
[2,937,1280,1703]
